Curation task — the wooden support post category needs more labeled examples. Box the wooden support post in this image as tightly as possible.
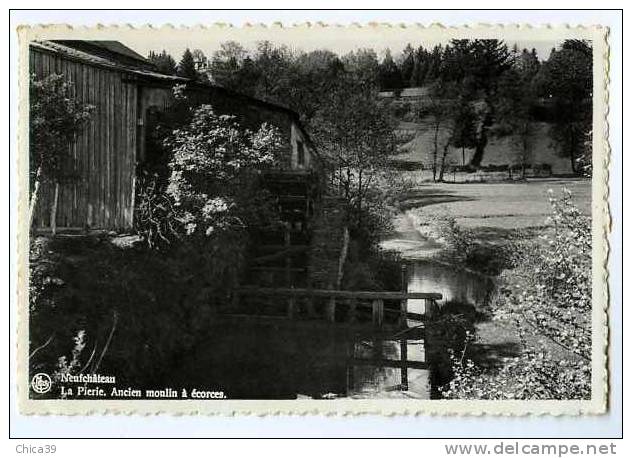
[400,265,408,327]
[425,298,436,319]
[348,298,357,323]
[372,299,384,328]
[306,296,316,318]
[287,296,296,320]
[231,289,240,311]
[50,182,60,235]
[346,340,355,395]
[326,296,336,322]
[284,224,291,287]
[400,338,408,391]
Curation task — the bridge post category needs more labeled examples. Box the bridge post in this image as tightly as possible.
[372,299,384,327]
[425,298,437,318]
[400,338,408,391]
[287,296,296,320]
[349,297,357,323]
[326,296,336,322]
[400,265,408,327]
[284,224,292,287]
[306,295,316,318]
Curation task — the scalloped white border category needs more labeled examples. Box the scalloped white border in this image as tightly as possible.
[16,23,610,416]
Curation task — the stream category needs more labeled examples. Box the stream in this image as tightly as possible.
[171,210,495,400]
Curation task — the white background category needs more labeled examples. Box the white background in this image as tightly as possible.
[4,3,625,447]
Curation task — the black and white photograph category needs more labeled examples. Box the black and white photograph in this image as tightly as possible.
[18,22,609,415]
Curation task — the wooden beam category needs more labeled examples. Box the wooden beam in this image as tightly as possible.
[248,267,306,273]
[372,299,384,328]
[348,358,429,370]
[235,286,442,301]
[257,244,309,252]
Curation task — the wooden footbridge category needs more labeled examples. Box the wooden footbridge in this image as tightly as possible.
[228,286,442,328]
[225,286,443,393]
[228,170,443,332]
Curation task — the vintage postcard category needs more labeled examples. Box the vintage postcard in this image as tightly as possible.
[17,23,610,415]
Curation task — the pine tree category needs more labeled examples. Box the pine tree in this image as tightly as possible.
[410,46,428,87]
[378,49,403,91]
[177,48,198,80]
[399,44,415,88]
[148,50,177,75]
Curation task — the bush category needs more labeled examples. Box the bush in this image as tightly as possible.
[440,188,591,399]
[29,235,229,396]
[135,104,285,248]
[426,213,474,264]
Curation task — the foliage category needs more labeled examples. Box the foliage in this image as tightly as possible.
[534,40,593,174]
[134,172,180,248]
[159,38,593,176]
[163,104,284,239]
[177,48,199,80]
[310,75,397,234]
[191,49,208,74]
[29,234,236,396]
[426,212,474,264]
[493,64,538,177]
[135,99,284,249]
[29,74,94,186]
[442,338,590,400]
[378,49,404,91]
[440,189,591,399]
[147,50,177,75]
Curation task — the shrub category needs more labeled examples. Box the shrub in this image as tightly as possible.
[29,234,234,396]
[427,212,474,264]
[29,74,94,227]
[135,104,285,248]
[440,188,591,399]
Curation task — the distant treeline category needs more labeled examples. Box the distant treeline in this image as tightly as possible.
[148,38,593,175]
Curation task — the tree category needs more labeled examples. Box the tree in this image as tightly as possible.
[515,48,540,79]
[535,40,593,174]
[311,76,396,230]
[420,83,454,182]
[398,44,415,87]
[191,49,208,75]
[439,39,514,167]
[378,49,403,91]
[177,48,199,80]
[158,104,285,243]
[450,99,478,169]
[424,45,443,82]
[494,60,539,178]
[148,50,177,75]
[288,49,346,121]
[343,48,380,88]
[208,41,249,89]
[409,46,429,87]
[441,189,591,400]
[29,74,94,231]
[252,41,294,102]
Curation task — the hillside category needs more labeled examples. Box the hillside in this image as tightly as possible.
[393,118,573,175]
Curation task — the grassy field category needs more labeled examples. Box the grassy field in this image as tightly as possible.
[384,177,591,260]
[389,177,592,390]
[401,177,591,231]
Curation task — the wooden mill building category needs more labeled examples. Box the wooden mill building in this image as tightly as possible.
[29,40,320,232]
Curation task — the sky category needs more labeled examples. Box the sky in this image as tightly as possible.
[115,28,562,63]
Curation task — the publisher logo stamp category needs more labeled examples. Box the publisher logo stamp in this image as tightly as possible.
[31,373,52,394]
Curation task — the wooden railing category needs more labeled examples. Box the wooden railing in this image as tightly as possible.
[230,287,442,327]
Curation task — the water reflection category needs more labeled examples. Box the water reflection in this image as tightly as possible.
[407,260,494,313]
[174,260,493,399]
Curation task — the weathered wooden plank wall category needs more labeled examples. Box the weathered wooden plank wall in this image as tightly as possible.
[29,47,138,230]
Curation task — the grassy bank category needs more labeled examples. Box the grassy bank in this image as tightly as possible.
[28,234,231,398]
[389,178,592,399]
